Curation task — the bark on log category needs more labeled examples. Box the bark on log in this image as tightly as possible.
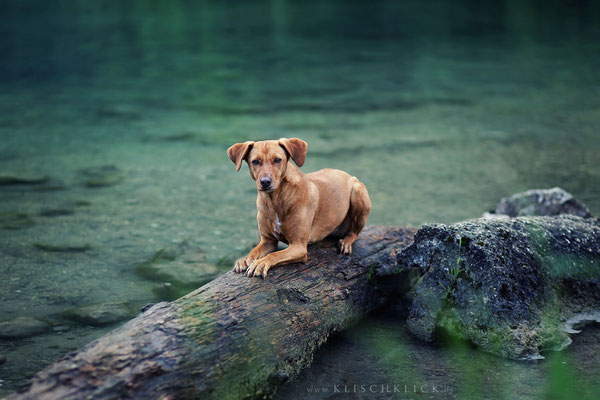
[7,226,415,400]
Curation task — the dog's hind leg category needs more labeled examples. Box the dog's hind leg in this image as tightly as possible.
[339,179,371,255]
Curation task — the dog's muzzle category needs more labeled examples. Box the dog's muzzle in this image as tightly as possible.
[260,177,272,190]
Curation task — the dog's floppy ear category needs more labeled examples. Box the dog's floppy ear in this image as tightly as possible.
[227,141,255,172]
[278,138,308,167]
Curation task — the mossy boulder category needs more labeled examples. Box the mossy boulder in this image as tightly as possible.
[396,215,600,359]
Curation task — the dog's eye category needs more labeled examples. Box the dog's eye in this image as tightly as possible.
[274,157,282,164]
[251,159,260,165]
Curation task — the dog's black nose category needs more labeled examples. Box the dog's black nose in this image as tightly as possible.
[260,177,272,189]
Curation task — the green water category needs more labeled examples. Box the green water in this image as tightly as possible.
[1,0,599,397]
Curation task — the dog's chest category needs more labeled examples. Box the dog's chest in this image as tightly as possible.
[273,214,285,241]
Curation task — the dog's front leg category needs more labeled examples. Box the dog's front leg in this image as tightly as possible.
[246,243,308,278]
[233,237,278,273]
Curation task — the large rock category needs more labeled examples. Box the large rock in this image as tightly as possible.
[490,187,592,218]
[395,215,600,360]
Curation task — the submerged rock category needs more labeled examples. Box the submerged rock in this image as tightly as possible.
[136,245,219,301]
[396,215,600,360]
[140,259,218,286]
[0,212,35,230]
[0,317,51,339]
[39,208,75,217]
[61,302,135,327]
[34,242,91,252]
[489,187,592,218]
[151,282,193,301]
[0,173,66,193]
[96,105,140,119]
[32,178,68,192]
[80,165,124,188]
[85,175,123,188]
[159,132,196,142]
[0,174,49,185]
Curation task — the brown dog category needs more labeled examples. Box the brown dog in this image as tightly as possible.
[227,138,371,278]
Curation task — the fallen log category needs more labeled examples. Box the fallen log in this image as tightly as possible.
[7,226,416,400]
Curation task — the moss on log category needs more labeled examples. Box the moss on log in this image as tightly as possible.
[6,226,415,400]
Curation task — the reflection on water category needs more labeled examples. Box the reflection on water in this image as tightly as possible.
[0,0,599,397]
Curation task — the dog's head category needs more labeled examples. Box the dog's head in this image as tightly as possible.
[227,138,308,192]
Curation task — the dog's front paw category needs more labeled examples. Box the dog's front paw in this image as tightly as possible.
[246,258,272,279]
[338,238,353,255]
[233,256,254,273]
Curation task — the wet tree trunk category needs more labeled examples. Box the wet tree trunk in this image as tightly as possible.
[7,226,416,400]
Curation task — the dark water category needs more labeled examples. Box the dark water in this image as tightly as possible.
[1,0,599,398]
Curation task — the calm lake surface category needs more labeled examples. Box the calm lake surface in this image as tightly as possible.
[1,0,599,398]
